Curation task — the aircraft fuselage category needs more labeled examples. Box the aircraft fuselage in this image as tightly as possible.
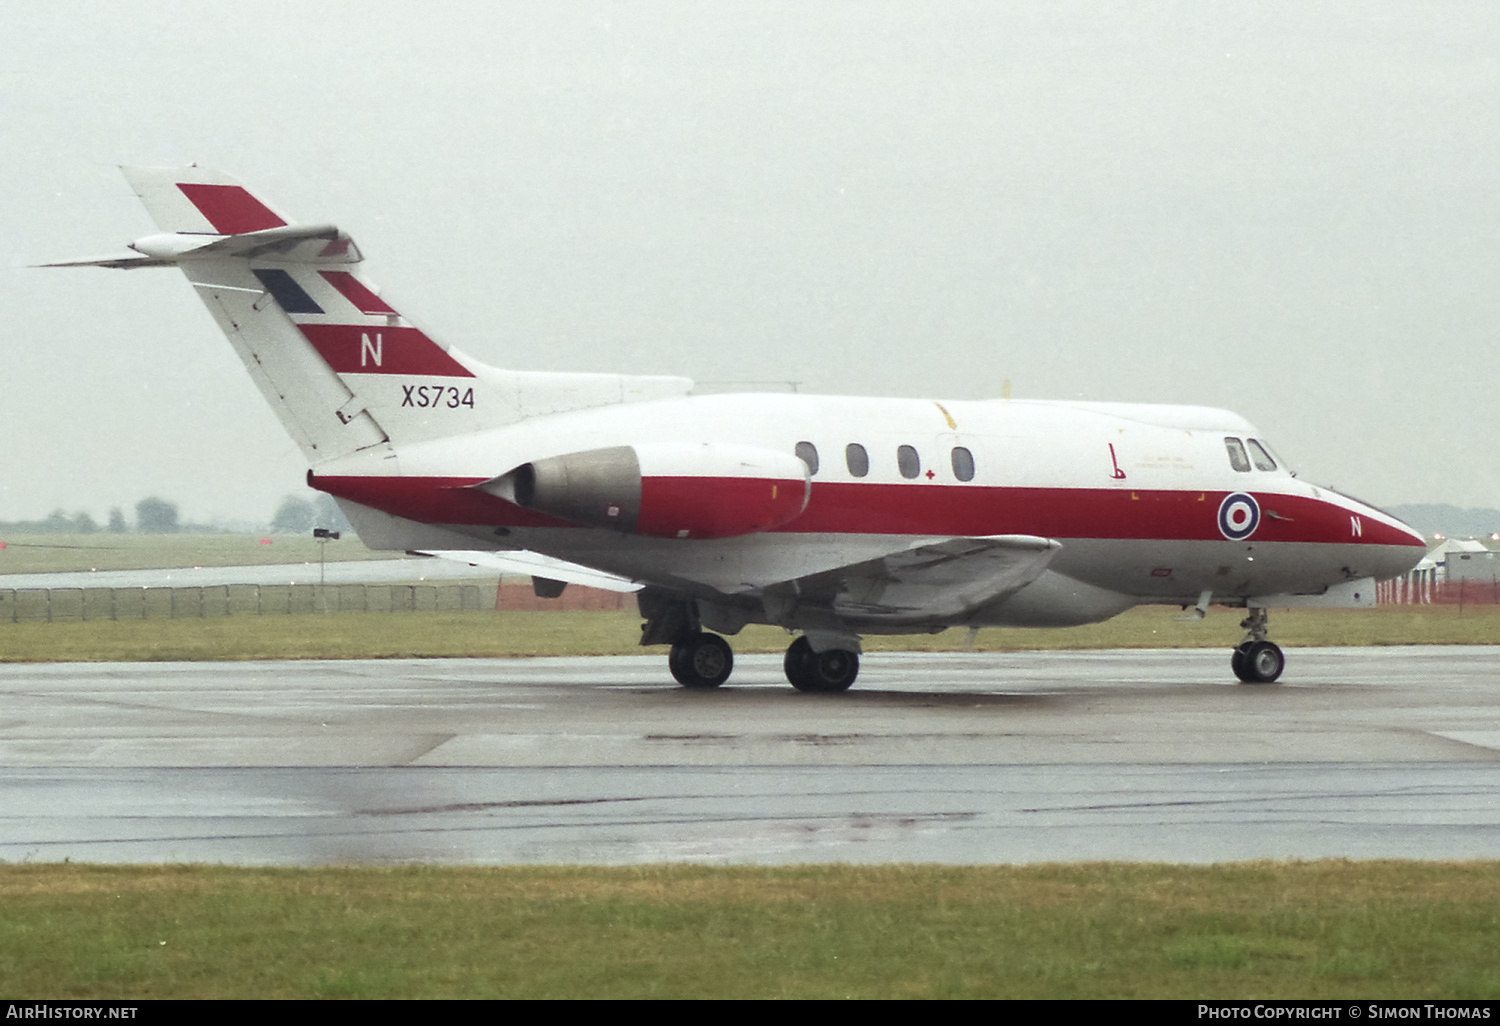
[311,390,1424,631]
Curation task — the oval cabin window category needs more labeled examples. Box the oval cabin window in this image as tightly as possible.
[795,441,819,475]
[951,446,975,482]
[845,443,869,478]
[897,445,921,479]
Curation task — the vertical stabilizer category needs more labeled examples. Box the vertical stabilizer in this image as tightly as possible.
[51,167,695,464]
[116,166,522,461]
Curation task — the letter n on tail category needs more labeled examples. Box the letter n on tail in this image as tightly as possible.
[361,332,383,368]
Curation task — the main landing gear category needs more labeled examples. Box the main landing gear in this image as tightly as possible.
[663,632,862,692]
[668,631,734,689]
[1231,607,1284,684]
[783,636,860,693]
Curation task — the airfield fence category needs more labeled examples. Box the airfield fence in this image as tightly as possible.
[1376,577,1500,606]
[0,581,633,624]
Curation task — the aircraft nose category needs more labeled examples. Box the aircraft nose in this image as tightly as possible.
[1374,513,1428,579]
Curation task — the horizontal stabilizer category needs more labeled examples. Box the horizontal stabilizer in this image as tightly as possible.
[36,253,175,269]
[41,223,360,271]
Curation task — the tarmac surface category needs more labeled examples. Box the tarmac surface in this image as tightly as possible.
[2,646,1498,864]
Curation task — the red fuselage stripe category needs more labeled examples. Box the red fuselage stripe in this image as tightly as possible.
[311,474,1422,547]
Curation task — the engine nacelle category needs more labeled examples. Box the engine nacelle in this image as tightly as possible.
[486,443,811,539]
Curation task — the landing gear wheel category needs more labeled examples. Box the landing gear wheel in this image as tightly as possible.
[1232,608,1284,684]
[784,637,818,691]
[1232,640,1284,684]
[1230,641,1253,681]
[669,632,733,689]
[812,648,860,692]
[783,637,860,692]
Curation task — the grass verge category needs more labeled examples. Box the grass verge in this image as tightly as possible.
[2,604,1498,663]
[2,862,1497,999]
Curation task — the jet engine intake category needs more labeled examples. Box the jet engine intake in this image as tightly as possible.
[489,443,810,540]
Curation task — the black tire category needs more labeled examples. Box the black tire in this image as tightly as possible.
[1230,641,1253,682]
[669,632,733,688]
[668,641,692,684]
[811,648,860,692]
[784,636,819,691]
[1238,640,1284,684]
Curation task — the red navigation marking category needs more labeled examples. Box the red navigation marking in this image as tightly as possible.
[1108,443,1127,480]
[320,271,398,315]
[176,183,286,234]
[298,324,474,376]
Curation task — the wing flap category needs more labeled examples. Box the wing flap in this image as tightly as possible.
[419,548,642,593]
[796,534,1061,625]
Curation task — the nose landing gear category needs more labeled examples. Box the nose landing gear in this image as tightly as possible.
[1231,608,1284,684]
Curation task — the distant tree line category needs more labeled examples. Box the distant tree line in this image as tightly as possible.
[0,499,166,535]
[270,494,352,535]
[1,492,351,535]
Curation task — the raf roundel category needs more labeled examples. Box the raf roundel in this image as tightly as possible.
[1217,492,1260,541]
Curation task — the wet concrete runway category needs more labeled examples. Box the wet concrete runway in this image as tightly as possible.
[2,648,1498,864]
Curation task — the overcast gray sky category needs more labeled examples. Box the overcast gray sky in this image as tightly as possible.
[4,1,1499,525]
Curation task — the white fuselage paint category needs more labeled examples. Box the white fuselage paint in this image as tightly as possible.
[319,391,1425,631]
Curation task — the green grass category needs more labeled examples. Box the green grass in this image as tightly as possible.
[2,604,1498,663]
[1,862,1496,999]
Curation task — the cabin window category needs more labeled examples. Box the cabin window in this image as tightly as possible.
[795,441,819,475]
[845,443,869,478]
[951,446,975,481]
[1247,438,1277,472]
[1224,437,1251,473]
[897,445,921,479]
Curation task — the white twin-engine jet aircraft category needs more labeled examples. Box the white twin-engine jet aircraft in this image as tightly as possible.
[53,166,1426,690]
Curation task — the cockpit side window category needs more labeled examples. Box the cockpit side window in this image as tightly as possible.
[1224,437,1252,472]
[1246,438,1277,472]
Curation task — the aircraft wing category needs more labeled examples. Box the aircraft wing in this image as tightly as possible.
[782,534,1061,625]
[419,548,643,593]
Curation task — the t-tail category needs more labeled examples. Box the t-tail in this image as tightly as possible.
[46,166,690,465]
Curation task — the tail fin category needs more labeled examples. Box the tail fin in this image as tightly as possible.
[123,165,295,235]
[50,166,692,465]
